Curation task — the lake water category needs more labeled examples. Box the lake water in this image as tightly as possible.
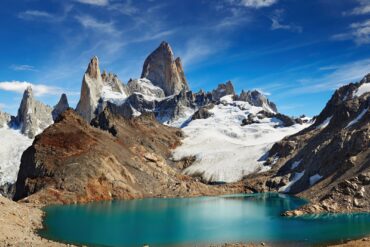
[39,193,370,246]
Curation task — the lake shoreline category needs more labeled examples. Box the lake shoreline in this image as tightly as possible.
[1,193,370,247]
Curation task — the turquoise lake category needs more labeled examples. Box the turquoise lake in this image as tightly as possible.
[39,193,370,246]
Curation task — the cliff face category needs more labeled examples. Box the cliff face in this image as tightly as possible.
[52,94,69,121]
[141,41,189,96]
[14,109,240,204]
[244,75,370,214]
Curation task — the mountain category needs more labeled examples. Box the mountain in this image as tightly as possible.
[52,93,69,121]
[15,86,53,139]
[13,109,240,204]
[141,41,189,96]
[244,74,370,214]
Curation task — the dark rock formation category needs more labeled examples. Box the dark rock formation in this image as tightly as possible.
[52,94,69,121]
[141,41,189,96]
[211,81,236,101]
[192,104,214,120]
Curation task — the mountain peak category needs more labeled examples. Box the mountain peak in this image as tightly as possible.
[86,56,101,80]
[141,42,188,96]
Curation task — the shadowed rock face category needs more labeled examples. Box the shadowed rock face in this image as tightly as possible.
[141,41,189,96]
[13,109,241,204]
[244,75,370,214]
[52,94,69,121]
[15,87,53,139]
[76,56,105,122]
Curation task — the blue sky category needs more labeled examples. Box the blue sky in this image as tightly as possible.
[1,0,370,116]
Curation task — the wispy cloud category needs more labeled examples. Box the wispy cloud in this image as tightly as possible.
[231,0,278,9]
[284,58,370,95]
[332,19,370,45]
[0,81,69,96]
[18,10,54,20]
[270,9,302,33]
[9,64,37,72]
[74,0,109,6]
[343,0,370,16]
[75,15,118,34]
[108,1,138,16]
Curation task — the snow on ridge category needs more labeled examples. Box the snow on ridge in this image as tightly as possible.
[316,116,333,130]
[291,159,302,169]
[279,171,305,193]
[173,100,310,183]
[0,127,32,186]
[346,107,368,128]
[101,85,127,106]
[354,82,370,97]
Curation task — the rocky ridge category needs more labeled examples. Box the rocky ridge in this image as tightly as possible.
[243,74,370,214]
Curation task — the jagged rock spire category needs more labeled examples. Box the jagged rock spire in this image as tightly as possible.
[76,56,105,122]
[52,93,69,121]
[16,86,53,138]
[141,41,189,96]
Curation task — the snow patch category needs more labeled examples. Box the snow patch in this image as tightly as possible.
[0,127,33,186]
[309,173,323,186]
[354,82,370,97]
[101,86,127,106]
[279,171,305,193]
[316,116,333,129]
[291,159,302,169]
[346,108,368,128]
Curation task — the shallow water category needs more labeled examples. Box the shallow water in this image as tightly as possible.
[39,193,370,246]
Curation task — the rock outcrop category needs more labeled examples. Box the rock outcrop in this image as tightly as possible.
[0,111,11,128]
[15,87,53,138]
[14,109,241,204]
[238,90,277,113]
[76,56,105,122]
[211,81,236,101]
[52,94,69,121]
[244,75,370,214]
[102,70,127,95]
[141,41,189,96]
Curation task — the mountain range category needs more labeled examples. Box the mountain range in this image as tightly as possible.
[0,42,369,216]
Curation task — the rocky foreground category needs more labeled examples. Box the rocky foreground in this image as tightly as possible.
[13,109,244,205]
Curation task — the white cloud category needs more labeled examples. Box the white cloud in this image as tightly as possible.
[75,0,109,6]
[10,64,37,72]
[18,10,54,20]
[75,15,118,34]
[332,19,370,45]
[233,0,278,9]
[0,81,64,96]
[108,1,138,16]
[343,0,370,16]
[270,9,302,33]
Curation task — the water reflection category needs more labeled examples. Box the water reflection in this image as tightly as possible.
[40,193,370,247]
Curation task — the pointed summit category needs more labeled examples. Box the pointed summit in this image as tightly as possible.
[141,41,189,96]
[86,56,101,80]
[16,86,53,138]
[52,93,69,121]
[76,56,105,122]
